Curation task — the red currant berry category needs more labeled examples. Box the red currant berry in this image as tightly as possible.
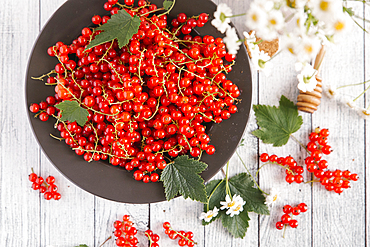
[260,153,269,162]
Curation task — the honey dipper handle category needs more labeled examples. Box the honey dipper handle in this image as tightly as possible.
[313,45,326,74]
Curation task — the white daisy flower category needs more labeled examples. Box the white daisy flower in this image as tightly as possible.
[309,0,343,24]
[297,63,318,92]
[295,35,322,63]
[243,31,257,45]
[280,33,300,55]
[245,3,268,33]
[265,187,279,207]
[199,206,219,222]
[356,108,370,119]
[267,10,285,32]
[211,3,233,34]
[223,27,242,55]
[251,50,272,75]
[341,97,357,109]
[323,84,337,99]
[220,194,243,210]
[225,196,246,217]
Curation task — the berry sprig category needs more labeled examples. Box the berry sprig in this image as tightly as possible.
[259,154,304,184]
[30,0,240,184]
[304,128,358,194]
[276,203,308,238]
[145,229,160,247]
[29,168,61,200]
[163,222,196,247]
[113,215,138,246]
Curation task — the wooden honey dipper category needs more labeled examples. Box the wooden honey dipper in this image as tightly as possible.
[297,45,326,113]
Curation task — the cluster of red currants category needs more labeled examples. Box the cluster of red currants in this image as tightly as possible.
[305,128,358,194]
[114,215,138,246]
[276,203,308,231]
[30,0,240,183]
[260,154,304,184]
[28,169,61,200]
[163,222,195,247]
[145,229,160,247]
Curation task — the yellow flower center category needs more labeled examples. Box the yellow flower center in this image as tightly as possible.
[320,1,329,11]
[206,214,213,218]
[228,201,236,207]
[334,21,345,31]
[270,19,277,25]
[234,205,242,211]
[305,45,313,54]
[288,47,294,54]
[273,194,278,202]
[252,14,258,22]
[363,110,370,116]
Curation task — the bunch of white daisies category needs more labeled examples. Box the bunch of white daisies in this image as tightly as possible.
[212,0,357,93]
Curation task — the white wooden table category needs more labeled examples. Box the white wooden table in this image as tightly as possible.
[1,0,369,246]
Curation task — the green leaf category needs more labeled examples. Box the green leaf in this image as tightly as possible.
[252,95,303,147]
[202,179,225,225]
[160,155,208,203]
[221,210,250,239]
[228,173,269,215]
[55,101,89,127]
[163,0,174,10]
[86,9,141,50]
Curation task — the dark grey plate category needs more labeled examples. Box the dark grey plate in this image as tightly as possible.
[25,0,252,203]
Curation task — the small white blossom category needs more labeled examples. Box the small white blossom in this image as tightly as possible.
[251,50,272,75]
[245,3,268,33]
[297,63,318,92]
[265,188,279,207]
[220,194,246,217]
[223,27,242,55]
[199,206,219,222]
[295,35,322,63]
[309,0,343,24]
[211,3,233,33]
[341,97,357,110]
[356,108,370,119]
[323,84,337,99]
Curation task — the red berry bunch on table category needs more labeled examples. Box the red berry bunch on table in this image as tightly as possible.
[28,169,61,200]
[276,203,308,237]
[163,222,196,247]
[114,215,138,247]
[259,153,304,184]
[29,0,240,183]
[145,229,160,247]
[305,128,358,194]
[29,96,57,122]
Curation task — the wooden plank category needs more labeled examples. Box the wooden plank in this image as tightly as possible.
[312,2,366,246]
[365,3,370,247]
[38,1,95,246]
[0,0,41,246]
[257,53,312,247]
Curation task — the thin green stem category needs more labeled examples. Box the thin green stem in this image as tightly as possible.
[99,236,112,247]
[206,178,226,211]
[255,162,270,178]
[353,83,370,102]
[290,135,310,154]
[225,161,232,198]
[236,151,268,195]
[158,0,176,17]
[225,13,246,18]
[336,79,370,89]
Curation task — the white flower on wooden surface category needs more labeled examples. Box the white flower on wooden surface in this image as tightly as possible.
[251,50,272,75]
[245,3,268,35]
[323,84,337,99]
[265,187,279,207]
[211,3,233,33]
[341,97,357,110]
[199,206,219,222]
[295,35,322,63]
[297,63,318,92]
[309,0,343,24]
[356,108,370,119]
[223,27,242,55]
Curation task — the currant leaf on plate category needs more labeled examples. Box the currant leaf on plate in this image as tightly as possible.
[160,155,208,203]
[163,0,174,10]
[252,95,303,147]
[86,9,141,50]
[55,101,89,127]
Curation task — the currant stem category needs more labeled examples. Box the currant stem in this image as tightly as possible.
[225,161,232,198]
[290,134,310,154]
[145,232,154,247]
[206,178,226,211]
[49,133,64,141]
[236,151,268,195]
[31,70,56,81]
[282,224,287,238]
[99,236,112,247]
[304,179,320,184]
[158,0,176,17]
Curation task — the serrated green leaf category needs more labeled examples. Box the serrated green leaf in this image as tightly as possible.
[252,95,303,147]
[160,155,208,202]
[163,0,174,10]
[221,210,250,239]
[55,101,89,127]
[228,173,269,215]
[86,9,141,50]
[202,179,225,225]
